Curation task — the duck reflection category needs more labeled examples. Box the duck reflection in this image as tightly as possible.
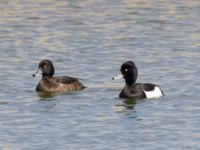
[123,98,137,109]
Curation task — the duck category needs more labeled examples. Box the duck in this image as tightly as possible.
[112,61,163,99]
[32,59,86,92]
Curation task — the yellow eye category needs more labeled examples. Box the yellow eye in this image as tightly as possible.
[44,65,47,68]
[125,68,128,72]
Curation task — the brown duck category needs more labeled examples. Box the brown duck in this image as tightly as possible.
[33,59,86,92]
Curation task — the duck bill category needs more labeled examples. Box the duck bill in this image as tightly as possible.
[112,74,123,80]
[32,69,42,77]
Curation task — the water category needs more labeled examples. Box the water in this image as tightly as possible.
[0,0,199,149]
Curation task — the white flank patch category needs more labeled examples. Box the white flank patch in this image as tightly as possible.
[144,86,163,99]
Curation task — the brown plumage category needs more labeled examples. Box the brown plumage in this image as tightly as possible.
[33,59,86,93]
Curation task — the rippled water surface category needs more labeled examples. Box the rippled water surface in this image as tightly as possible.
[0,0,199,149]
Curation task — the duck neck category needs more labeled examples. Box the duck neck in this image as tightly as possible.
[42,67,54,78]
[42,74,53,78]
[125,73,137,86]
[125,78,135,86]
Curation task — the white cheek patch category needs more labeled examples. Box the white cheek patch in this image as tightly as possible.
[144,86,163,99]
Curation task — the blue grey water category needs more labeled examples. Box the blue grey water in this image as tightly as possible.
[0,0,199,149]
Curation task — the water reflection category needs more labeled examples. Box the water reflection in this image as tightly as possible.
[115,98,137,111]
[0,0,199,149]
[123,98,137,109]
[37,91,55,99]
[37,91,78,99]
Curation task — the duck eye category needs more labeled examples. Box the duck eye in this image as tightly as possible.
[125,68,128,72]
[43,65,47,68]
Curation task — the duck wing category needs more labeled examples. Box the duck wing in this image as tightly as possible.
[53,76,80,84]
